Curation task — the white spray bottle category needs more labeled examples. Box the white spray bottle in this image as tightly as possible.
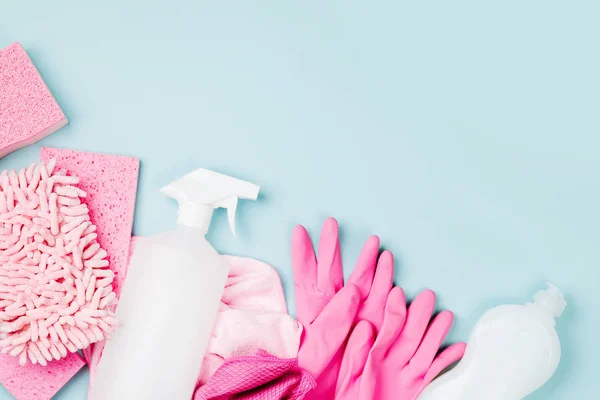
[90,169,259,400]
[418,283,566,400]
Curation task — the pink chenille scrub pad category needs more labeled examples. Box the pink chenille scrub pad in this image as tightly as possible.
[0,43,68,158]
[40,147,140,384]
[0,160,118,364]
[0,160,121,400]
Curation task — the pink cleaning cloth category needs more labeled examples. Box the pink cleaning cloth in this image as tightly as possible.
[193,350,316,400]
[40,147,139,385]
[219,255,290,314]
[0,43,67,158]
[0,352,84,400]
[195,254,302,386]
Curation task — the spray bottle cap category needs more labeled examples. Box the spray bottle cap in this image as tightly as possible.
[532,282,566,319]
[160,168,259,236]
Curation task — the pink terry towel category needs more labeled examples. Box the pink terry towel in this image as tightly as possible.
[197,255,302,385]
[193,350,316,400]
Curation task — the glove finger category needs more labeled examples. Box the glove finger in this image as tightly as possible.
[347,235,380,300]
[410,310,455,370]
[336,320,375,400]
[358,250,394,332]
[419,342,467,393]
[371,286,407,353]
[354,287,406,398]
[292,225,318,287]
[302,284,361,378]
[387,289,436,366]
[316,217,344,293]
[291,225,318,325]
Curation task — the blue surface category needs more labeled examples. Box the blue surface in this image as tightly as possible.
[1,1,599,398]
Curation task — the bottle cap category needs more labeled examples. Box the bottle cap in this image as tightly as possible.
[533,283,566,318]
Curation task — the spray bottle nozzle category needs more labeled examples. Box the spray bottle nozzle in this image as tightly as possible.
[215,196,239,237]
[160,169,259,235]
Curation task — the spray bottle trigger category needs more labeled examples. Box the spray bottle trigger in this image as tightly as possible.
[215,197,239,237]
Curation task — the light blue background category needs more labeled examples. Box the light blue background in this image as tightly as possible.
[1,1,598,399]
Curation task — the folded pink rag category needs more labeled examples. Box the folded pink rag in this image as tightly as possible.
[193,350,316,400]
[197,254,302,386]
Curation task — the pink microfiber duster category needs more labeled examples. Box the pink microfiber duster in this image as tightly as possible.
[0,161,118,365]
[0,43,68,158]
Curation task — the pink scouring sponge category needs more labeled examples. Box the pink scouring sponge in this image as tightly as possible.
[0,351,85,400]
[0,161,119,366]
[40,147,139,376]
[40,148,139,300]
[0,43,68,158]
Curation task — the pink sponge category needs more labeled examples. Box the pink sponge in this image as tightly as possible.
[0,352,84,400]
[40,147,139,382]
[40,148,139,297]
[0,43,67,158]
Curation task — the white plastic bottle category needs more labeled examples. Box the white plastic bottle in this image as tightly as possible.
[90,169,259,400]
[419,283,566,400]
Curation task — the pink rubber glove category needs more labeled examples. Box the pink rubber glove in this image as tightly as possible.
[293,217,394,399]
[337,288,467,400]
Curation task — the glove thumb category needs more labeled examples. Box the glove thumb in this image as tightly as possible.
[419,342,467,394]
[299,284,361,379]
[336,320,375,400]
